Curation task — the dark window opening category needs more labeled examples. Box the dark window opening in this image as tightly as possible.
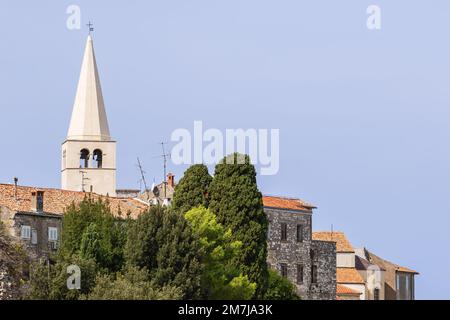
[281,223,287,241]
[93,149,103,168]
[297,265,304,284]
[310,249,315,260]
[312,265,318,284]
[36,191,44,212]
[80,149,89,168]
[374,288,380,300]
[296,225,303,242]
[280,264,288,278]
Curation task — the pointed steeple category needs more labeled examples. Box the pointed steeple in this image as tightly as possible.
[67,35,111,141]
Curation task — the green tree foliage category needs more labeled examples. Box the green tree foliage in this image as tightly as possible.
[208,153,269,297]
[60,197,127,272]
[26,198,126,300]
[80,223,102,262]
[85,266,183,300]
[263,270,300,300]
[172,164,212,214]
[125,205,203,299]
[0,221,30,300]
[27,255,97,300]
[184,206,256,299]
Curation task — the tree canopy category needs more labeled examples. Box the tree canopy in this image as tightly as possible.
[208,153,269,297]
[172,164,212,214]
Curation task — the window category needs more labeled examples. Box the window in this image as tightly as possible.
[36,191,44,212]
[21,226,31,239]
[281,223,287,241]
[296,225,303,242]
[80,149,89,168]
[31,229,37,245]
[311,265,318,284]
[48,227,58,241]
[374,288,380,300]
[93,149,103,168]
[280,264,288,278]
[296,265,304,284]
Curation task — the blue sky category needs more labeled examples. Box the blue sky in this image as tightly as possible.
[0,1,449,299]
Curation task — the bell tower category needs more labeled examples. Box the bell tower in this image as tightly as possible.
[61,35,116,196]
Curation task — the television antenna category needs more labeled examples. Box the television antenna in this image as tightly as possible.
[136,157,150,201]
[153,142,171,198]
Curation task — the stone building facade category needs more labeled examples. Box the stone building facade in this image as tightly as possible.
[263,196,336,300]
[1,206,62,259]
[0,183,148,260]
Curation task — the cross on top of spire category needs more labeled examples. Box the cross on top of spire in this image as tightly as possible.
[87,21,94,34]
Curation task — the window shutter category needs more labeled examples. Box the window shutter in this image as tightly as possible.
[48,227,58,241]
[21,226,31,239]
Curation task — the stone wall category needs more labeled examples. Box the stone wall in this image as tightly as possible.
[11,212,62,260]
[265,206,336,300]
[266,207,312,299]
[309,240,336,300]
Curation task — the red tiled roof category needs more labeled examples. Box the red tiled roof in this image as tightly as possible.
[395,265,418,274]
[262,195,315,212]
[336,268,365,284]
[336,284,361,296]
[312,232,354,253]
[365,250,419,275]
[0,184,148,219]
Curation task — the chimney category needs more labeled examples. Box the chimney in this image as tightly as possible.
[31,192,37,212]
[31,191,44,212]
[13,177,18,200]
[167,173,175,188]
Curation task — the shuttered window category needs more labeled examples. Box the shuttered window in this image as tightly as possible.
[21,226,31,239]
[48,227,58,241]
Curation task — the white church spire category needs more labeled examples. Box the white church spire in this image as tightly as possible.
[67,35,111,141]
[62,35,117,196]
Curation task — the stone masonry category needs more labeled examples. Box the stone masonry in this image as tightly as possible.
[264,196,336,300]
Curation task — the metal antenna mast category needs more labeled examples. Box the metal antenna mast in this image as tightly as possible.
[155,142,170,199]
[136,157,150,202]
[137,157,149,192]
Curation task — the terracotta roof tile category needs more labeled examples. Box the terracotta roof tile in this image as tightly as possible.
[336,268,365,284]
[262,195,315,212]
[395,265,418,274]
[366,250,419,274]
[0,184,148,219]
[312,232,354,253]
[336,284,362,296]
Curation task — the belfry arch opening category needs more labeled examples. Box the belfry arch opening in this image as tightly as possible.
[80,149,89,168]
[93,149,103,168]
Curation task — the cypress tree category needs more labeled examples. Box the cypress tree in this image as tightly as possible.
[208,153,268,297]
[124,206,203,299]
[172,164,212,214]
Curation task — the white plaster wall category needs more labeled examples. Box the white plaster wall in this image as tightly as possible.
[61,140,116,196]
[337,252,355,268]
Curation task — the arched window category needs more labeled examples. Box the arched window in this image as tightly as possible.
[93,149,103,168]
[80,149,89,168]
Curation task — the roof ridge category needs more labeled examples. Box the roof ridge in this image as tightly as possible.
[0,183,137,201]
[263,194,301,201]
